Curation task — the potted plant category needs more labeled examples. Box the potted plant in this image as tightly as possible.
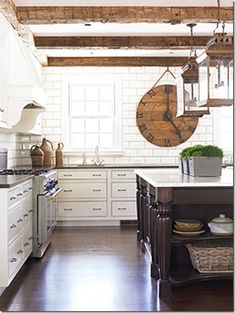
[188,145,223,177]
[179,145,203,175]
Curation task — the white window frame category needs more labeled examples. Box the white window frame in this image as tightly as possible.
[213,106,233,155]
[62,75,122,154]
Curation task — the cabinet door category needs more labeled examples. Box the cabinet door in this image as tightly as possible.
[112,201,137,217]
[111,182,136,198]
[59,202,107,217]
[59,182,107,199]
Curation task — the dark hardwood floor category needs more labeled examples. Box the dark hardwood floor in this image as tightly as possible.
[0,226,233,312]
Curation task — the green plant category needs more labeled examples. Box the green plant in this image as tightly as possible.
[180,145,223,159]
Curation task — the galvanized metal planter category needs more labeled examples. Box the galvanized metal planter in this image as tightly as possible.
[188,157,222,177]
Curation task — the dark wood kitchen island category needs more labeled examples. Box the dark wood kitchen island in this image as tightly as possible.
[135,168,233,297]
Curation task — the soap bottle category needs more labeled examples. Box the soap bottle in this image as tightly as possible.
[55,142,64,167]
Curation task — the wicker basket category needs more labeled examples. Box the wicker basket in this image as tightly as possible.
[186,240,233,273]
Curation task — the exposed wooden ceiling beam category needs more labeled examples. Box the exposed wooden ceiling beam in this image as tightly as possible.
[16,6,233,24]
[0,0,48,65]
[47,57,188,67]
[35,36,210,49]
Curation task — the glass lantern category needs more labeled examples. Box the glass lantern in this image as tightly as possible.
[197,32,233,107]
[176,57,210,117]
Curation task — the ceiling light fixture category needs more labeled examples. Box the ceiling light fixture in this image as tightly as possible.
[197,0,233,107]
[176,23,210,117]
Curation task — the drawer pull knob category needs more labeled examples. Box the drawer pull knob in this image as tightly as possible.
[92,189,101,192]
[28,187,32,190]
[10,257,17,263]
[17,193,23,197]
[10,224,17,229]
[93,174,101,177]
[118,189,127,192]
[64,208,72,211]
[64,174,72,177]
[10,196,17,200]
[24,242,29,247]
[64,189,72,192]
[17,249,23,255]
[28,209,33,213]
[93,208,102,210]
[17,218,23,223]
[23,213,29,217]
[23,190,29,193]
[118,207,127,210]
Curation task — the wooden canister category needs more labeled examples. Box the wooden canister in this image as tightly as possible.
[40,138,53,168]
[30,145,44,168]
[55,142,64,167]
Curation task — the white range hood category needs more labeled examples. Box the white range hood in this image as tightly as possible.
[0,16,47,132]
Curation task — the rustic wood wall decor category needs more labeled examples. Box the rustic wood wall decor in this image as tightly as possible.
[136,85,199,147]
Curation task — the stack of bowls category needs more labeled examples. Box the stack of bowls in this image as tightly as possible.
[173,219,204,236]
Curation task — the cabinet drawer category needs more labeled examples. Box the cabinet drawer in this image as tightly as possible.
[8,235,23,277]
[58,170,106,180]
[111,170,135,180]
[112,201,136,217]
[112,182,136,198]
[59,182,106,199]
[8,204,22,243]
[8,186,21,208]
[59,202,107,217]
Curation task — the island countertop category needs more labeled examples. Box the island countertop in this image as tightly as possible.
[134,168,233,188]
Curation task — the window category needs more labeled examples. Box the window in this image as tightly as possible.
[213,106,233,153]
[63,77,122,152]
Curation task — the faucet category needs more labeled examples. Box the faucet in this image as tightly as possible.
[91,145,104,166]
[82,152,87,165]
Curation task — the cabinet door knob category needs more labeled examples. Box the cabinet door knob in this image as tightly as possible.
[28,209,33,213]
[10,257,17,263]
[17,218,23,223]
[10,196,17,200]
[23,213,29,217]
[10,224,17,229]
[17,193,23,197]
[17,249,23,255]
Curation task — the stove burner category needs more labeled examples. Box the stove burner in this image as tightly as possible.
[0,169,49,176]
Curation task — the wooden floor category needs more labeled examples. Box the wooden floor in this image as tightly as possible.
[0,226,233,312]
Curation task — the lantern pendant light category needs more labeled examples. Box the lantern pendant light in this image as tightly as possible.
[197,0,233,107]
[177,23,210,117]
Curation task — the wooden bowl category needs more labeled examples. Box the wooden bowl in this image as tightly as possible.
[175,219,202,227]
[174,224,204,232]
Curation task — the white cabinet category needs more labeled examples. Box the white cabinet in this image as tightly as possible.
[0,179,33,287]
[58,168,137,223]
[0,14,9,127]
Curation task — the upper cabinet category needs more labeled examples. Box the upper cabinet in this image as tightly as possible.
[0,13,47,134]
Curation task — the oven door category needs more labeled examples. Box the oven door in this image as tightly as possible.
[37,187,62,246]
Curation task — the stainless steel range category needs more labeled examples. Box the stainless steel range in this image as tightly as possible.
[0,149,62,257]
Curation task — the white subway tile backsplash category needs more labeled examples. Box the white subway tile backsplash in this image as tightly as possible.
[3,65,217,168]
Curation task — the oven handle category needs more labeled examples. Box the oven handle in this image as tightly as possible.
[43,187,63,200]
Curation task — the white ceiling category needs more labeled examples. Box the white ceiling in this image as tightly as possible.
[29,22,233,37]
[13,0,232,6]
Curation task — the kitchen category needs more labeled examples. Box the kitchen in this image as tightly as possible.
[0,0,233,311]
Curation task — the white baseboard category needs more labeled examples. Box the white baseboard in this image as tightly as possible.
[56,220,120,227]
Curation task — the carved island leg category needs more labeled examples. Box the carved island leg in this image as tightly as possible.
[136,175,142,242]
[156,187,173,297]
[150,199,159,279]
[139,179,149,252]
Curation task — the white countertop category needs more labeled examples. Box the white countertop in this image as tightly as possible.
[134,168,233,188]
